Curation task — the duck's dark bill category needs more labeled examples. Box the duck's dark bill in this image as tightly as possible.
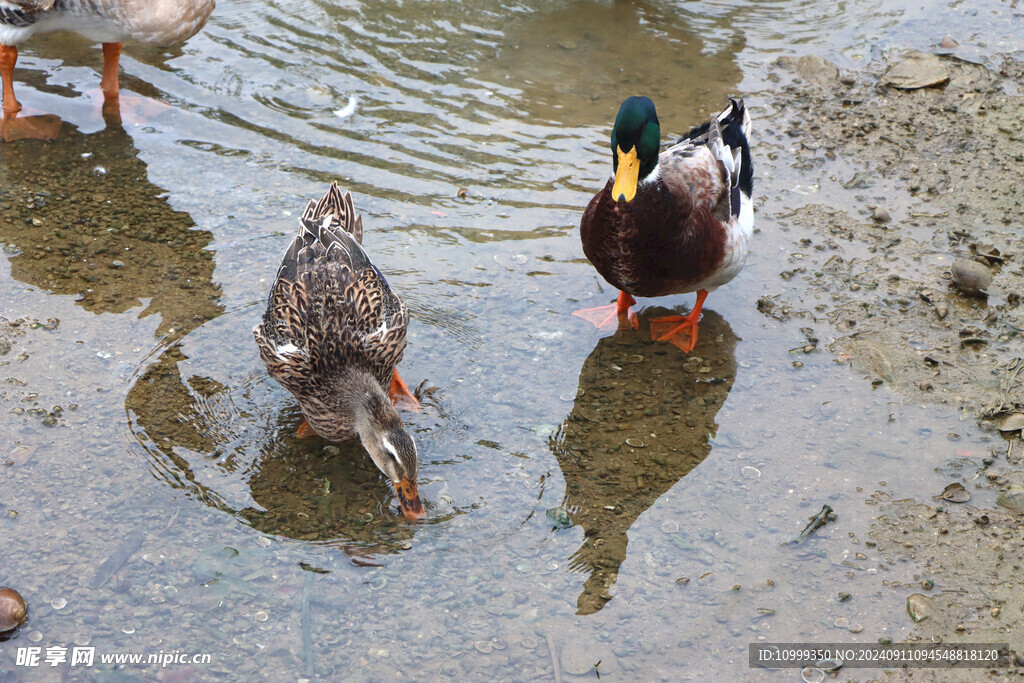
[394,477,425,520]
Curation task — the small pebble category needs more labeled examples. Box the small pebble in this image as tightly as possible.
[0,588,29,633]
[871,207,891,223]
[996,485,1024,512]
[546,507,572,529]
[801,666,825,683]
[907,593,935,622]
[951,260,992,295]
[940,482,970,503]
[817,658,843,673]
[997,414,1024,433]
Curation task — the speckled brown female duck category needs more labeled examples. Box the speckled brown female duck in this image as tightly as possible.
[574,96,754,352]
[254,183,424,520]
[1,0,216,140]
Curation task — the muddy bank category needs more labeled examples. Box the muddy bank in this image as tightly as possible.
[765,51,1023,419]
[765,49,1024,676]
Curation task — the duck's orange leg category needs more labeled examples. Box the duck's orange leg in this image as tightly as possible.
[296,418,318,439]
[389,369,421,412]
[572,291,638,330]
[650,289,709,353]
[0,45,61,142]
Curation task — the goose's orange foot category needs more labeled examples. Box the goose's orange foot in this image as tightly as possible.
[2,44,61,141]
[389,369,421,412]
[105,94,175,127]
[96,44,172,128]
[572,291,638,330]
[1,113,62,142]
[296,418,318,439]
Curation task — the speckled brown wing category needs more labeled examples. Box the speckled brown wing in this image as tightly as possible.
[255,184,407,401]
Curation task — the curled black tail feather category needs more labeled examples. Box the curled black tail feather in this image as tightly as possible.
[680,99,753,198]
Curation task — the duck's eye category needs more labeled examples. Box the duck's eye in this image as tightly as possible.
[382,437,400,463]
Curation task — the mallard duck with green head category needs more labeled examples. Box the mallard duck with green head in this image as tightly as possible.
[254,183,424,519]
[574,96,753,352]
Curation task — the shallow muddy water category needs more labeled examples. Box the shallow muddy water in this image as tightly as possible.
[1,0,1022,679]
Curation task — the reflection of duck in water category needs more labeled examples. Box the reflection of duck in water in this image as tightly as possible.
[125,342,417,563]
[255,183,425,520]
[575,98,753,353]
[240,431,419,566]
[549,310,737,615]
[0,120,221,340]
[1,0,216,140]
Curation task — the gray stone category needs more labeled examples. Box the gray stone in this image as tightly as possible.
[881,51,950,89]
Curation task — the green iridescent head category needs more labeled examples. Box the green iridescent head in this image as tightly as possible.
[610,96,661,202]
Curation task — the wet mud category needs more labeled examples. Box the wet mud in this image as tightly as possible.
[766,50,1024,673]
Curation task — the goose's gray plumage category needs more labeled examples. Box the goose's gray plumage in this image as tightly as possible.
[1,0,215,140]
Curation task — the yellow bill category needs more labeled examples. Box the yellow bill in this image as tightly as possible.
[612,146,640,203]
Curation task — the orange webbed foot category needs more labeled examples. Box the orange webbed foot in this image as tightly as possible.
[649,289,709,353]
[296,418,318,439]
[572,291,638,330]
[389,369,421,413]
[650,315,700,352]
